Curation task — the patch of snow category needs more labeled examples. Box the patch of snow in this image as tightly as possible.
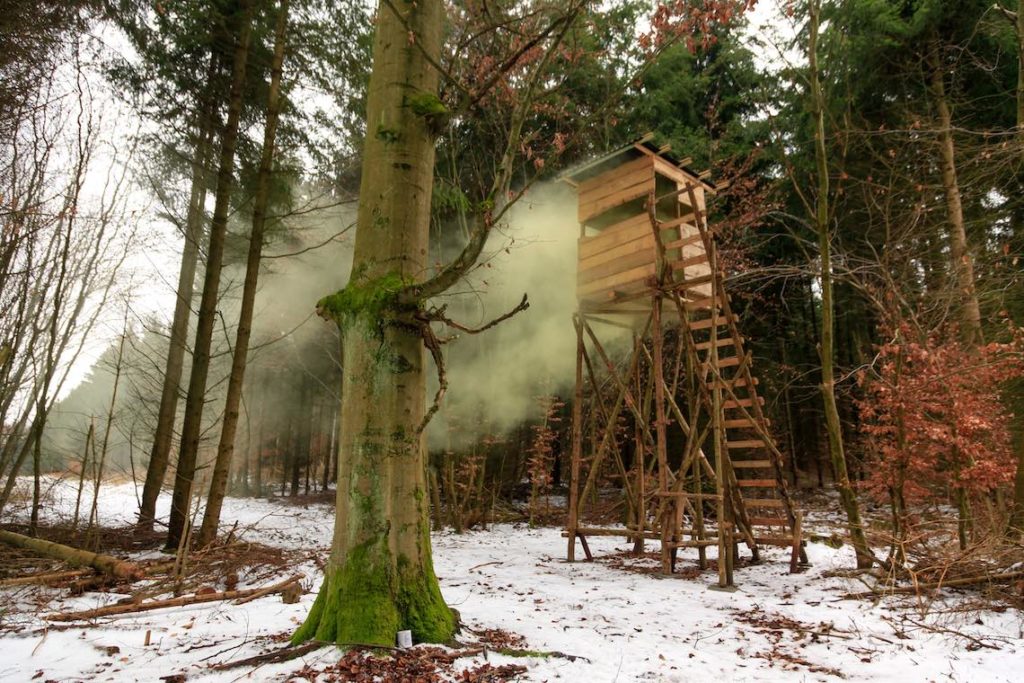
[1,480,1021,681]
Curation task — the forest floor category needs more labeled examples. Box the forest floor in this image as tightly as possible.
[0,479,1022,682]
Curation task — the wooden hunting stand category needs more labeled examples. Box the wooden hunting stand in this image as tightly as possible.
[561,137,805,587]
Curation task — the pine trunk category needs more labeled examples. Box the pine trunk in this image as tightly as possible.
[928,46,983,346]
[292,0,455,646]
[1007,10,1024,537]
[197,0,290,547]
[166,2,253,550]
[809,0,873,569]
[138,59,218,529]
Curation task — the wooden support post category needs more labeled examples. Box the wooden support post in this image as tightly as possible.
[633,335,646,554]
[567,313,584,562]
[652,296,673,574]
[790,510,804,573]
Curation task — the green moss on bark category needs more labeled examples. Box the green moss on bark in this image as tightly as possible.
[292,531,455,647]
[316,272,411,328]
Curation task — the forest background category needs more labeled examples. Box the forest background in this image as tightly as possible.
[3,0,1024,574]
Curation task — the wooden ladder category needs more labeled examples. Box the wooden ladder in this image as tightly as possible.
[653,183,806,574]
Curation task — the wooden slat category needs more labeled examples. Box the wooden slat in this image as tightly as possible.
[686,310,733,330]
[654,491,722,500]
[707,377,758,389]
[578,232,655,271]
[578,249,654,284]
[752,536,801,546]
[579,171,653,222]
[735,479,776,487]
[578,162,653,210]
[744,498,784,508]
[695,337,736,351]
[748,516,789,526]
[577,262,656,296]
[726,439,766,449]
[723,396,765,410]
[578,213,651,259]
[671,253,709,270]
[579,249,709,287]
[579,177,653,222]
[577,155,651,195]
[731,460,772,469]
[580,280,652,304]
[657,214,697,230]
[724,418,757,429]
[663,233,705,250]
[665,540,719,548]
[684,295,724,310]
[714,356,742,368]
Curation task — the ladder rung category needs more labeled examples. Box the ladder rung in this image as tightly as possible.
[752,535,801,546]
[672,254,710,270]
[736,479,776,487]
[684,295,724,311]
[723,418,757,429]
[727,439,766,449]
[663,233,704,250]
[732,460,772,469]
[744,498,785,508]
[723,396,764,410]
[674,274,714,291]
[748,516,789,526]
[707,376,757,388]
[688,313,734,330]
[695,337,737,351]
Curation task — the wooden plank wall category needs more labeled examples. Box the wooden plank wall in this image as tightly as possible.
[577,156,654,223]
[576,160,711,304]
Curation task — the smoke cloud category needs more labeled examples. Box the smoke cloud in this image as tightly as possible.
[429,181,580,446]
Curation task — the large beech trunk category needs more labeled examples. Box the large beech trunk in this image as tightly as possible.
[197,0,290,548]
[166,2,253,550]
[292,0,455,646]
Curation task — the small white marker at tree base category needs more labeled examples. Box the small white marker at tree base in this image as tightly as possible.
[396,630,412,649]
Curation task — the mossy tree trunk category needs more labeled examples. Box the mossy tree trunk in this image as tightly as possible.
[292,0,454,646]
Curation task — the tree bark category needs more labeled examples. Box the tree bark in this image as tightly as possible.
[197,0,290,548]
[292,0,455,646]
[808,0,873,569]
[1006,8,1024,538]
[928,42,982,546]
[0,529,143,580]
[166,2,253,550]
[927,44,983,346]
[138,56,218,529]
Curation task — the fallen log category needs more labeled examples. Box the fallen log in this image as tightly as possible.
[0,529,144,581]
[0,569,94,588]
[47,573,304,622]
[843,568,1024,599]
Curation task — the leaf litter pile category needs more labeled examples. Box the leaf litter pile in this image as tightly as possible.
[292,645,527,683]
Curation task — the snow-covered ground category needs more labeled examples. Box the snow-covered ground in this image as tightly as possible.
[1,479,1022,681]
